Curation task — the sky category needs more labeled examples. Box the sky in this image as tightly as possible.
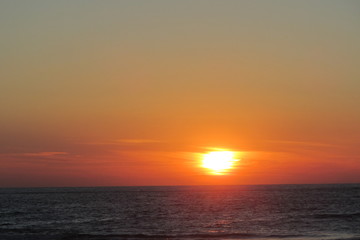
[1,0,360,187]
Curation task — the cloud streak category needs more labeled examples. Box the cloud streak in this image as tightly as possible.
[20,152,68,157]
[1,152,69,158]
[83,139,161,145]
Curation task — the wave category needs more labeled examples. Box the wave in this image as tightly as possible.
[0,229,306,240]
[312,212,360,219]
[59,232,307,240]
[60,233,360,240]
[2,229,359,240]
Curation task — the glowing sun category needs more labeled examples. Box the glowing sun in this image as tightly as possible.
[202,150,239,174]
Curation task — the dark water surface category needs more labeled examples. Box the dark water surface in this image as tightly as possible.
[0,184,359,240]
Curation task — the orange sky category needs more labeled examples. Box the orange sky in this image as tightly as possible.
[1,1,360,187]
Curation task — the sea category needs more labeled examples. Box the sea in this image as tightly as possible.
[0,184,359,240]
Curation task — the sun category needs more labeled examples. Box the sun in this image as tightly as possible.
[202,150,238,175]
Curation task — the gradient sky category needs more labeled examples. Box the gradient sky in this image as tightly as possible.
[1,0,360,187]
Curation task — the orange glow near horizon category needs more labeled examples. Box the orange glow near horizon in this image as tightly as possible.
[201,150,239,175]
[1,1,360,187]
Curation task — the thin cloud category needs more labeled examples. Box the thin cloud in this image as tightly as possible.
[1,152,69,157]
[21,152,68,157]
[116,139,161,144]
[266,140,340,148]
[83,139,161,145]
[0,152,71,164]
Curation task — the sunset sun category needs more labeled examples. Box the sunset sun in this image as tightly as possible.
[202,151,239,175]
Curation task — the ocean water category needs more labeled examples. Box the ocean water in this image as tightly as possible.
[0,184,359,240]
